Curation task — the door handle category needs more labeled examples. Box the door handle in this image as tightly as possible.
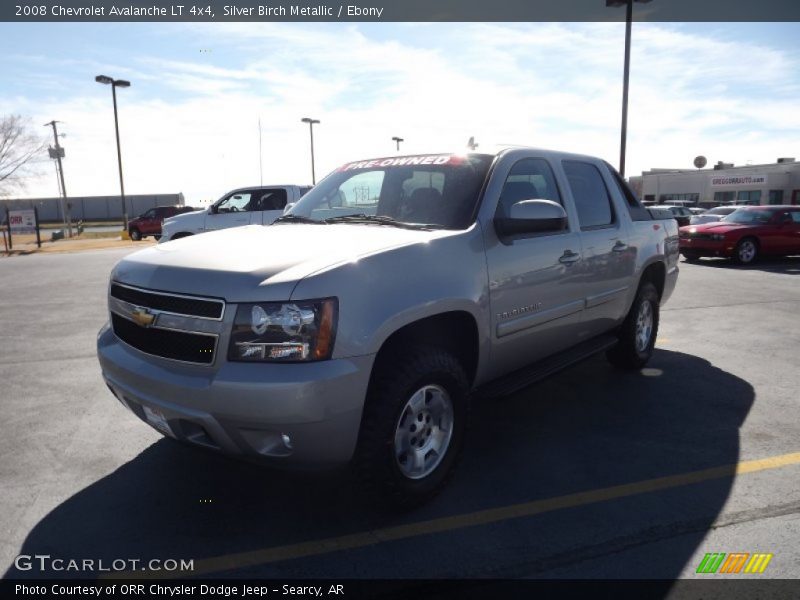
[612,240,628,252]
[559,250,581,264]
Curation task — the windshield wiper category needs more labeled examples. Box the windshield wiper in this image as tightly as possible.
[273,214,325,225]
[324,214,435,230]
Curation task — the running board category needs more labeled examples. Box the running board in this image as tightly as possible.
[476,334,619,400]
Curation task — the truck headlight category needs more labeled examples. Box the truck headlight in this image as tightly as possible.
[228,298,337,362]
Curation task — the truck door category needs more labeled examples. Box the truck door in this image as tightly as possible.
[251,188,289,225]
[562,160,635,338]
[483,156,586,377]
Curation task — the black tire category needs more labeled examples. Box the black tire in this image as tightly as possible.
[734,237,759,265]
[607,281,660,370]
[681,252,700,263]
[354,346,469,509]
[129,228,142,241]
[154,235,162,241]
[170,232,193,240]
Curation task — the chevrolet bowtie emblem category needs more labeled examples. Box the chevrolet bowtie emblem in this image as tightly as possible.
[131,307,156,328]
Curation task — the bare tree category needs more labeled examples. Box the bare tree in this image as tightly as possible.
[0,115,46,197]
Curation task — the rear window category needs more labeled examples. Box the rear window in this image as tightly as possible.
[286,154,494,229]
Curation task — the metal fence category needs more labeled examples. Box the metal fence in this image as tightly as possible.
[0,194,185,223]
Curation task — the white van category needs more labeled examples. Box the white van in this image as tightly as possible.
[160,185,311,242]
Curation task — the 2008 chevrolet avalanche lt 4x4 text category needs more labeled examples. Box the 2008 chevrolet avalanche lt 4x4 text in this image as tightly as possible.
[97,147,679,505]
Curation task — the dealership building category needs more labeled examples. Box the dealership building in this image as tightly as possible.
[628,158,800,208]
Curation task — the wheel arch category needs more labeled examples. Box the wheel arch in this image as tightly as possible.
[370,311,481,388]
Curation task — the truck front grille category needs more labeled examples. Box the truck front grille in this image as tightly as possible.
[111,313,216,364]
[110,283,223,319]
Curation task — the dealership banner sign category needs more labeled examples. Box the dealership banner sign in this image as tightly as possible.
[710,175,766,187]
[8,210,37,234]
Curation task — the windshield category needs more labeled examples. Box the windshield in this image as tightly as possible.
[722,208,775,224]
[283,153,494,229]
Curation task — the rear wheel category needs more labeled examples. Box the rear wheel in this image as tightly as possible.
[129,228,142,241]
[734,237,759,265]
[354,346,469,508]
[607,281,659,370]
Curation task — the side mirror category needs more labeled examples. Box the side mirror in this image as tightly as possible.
[209,205,218,214]
[494,199,568,237]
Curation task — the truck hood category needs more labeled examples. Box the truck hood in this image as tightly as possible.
[163,209,206,229]
[112,223,452,301]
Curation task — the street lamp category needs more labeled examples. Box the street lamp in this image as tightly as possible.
[301,117,320,184]
[392,136,404,152]
[606,0,652,178]
[95,74,131,230]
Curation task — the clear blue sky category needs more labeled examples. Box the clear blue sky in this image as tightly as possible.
[2,21,798,202]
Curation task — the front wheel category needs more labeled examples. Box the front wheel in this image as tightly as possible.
[607,282,660,370]
[734,237,759,265]
[354,346,469,508]
[129,228,142,241]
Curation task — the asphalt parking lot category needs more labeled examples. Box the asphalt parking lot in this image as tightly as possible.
[1,248,799,582]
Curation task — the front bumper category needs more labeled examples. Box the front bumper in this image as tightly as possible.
[97,323,374,467]
[679,238,735,258]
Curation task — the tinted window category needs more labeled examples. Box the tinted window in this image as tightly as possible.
[791,212,800,223]
[256,189,288,211]
[496,158,561,218]
[563,161,614,229]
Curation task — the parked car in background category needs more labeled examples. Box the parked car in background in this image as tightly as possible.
[679,205,800,264]
[160,185,313,242]
[689,205,744,225]
[651,204,693,227]
[688,207,707,216]
[128,206,198,241]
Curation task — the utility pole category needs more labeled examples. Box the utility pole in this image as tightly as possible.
[45,120,72,237]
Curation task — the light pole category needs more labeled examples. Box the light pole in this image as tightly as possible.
[606,0,651,178]
[392,136,404,152]
[95,74,131,230]
[44,120,71,236]
[301,117,320,184]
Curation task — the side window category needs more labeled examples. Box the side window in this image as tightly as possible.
[217,191,254,212]
[791,212,800,223]
[496,158,561,218]
[563,161,615,229]
[142,209,156,219]
[256,189,288,211]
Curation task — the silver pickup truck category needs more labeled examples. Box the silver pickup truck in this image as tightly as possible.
[97,148,679,506]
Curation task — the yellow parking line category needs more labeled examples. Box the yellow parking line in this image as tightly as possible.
[112,451,800,578]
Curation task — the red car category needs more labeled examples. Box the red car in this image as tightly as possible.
[128,206,197,241]
[679,205,800,265]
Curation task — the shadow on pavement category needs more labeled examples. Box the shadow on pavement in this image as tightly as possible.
[6,349,753,580]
